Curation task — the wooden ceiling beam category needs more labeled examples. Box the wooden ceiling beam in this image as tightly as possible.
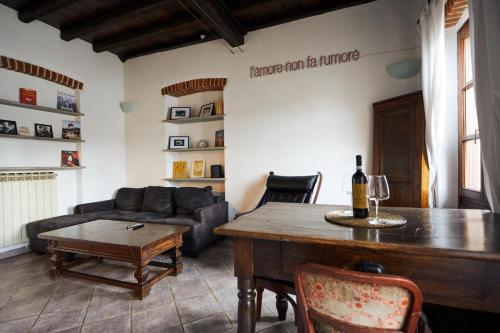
[18,0,75,23]
[60,0,171,41]
[120,34,217,61]
[178,0,245,47]
[93,17,199,53]
[236,0,377,32]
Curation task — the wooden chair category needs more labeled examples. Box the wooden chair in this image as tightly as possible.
[251,171,323,324]
[295,263,423,333]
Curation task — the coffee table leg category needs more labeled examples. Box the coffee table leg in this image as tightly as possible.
[134,265,150,299]
[168,247,183,275]
[49,251,64,279]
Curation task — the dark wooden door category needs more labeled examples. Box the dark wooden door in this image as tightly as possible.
[373,91,429,208]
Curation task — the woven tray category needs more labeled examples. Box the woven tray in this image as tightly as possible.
[324,210,407,228]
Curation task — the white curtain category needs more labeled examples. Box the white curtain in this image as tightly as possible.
[419,0,446,207]
[469,0,500,213]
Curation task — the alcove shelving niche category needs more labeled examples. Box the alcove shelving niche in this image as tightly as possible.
[0,55,85,171]
[161,78,226,194]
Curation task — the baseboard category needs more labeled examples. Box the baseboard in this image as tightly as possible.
[0,243,30,259]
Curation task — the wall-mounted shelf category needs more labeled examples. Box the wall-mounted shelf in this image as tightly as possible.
[0,134,85,143]
[0,98,85,116]
[162,114,225,124]
[0,166,86,172]
[163,147,225,153]
[164,178,226,182]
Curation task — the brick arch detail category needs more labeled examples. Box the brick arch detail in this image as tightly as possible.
[161,78,227,97]
[0,55,84,90]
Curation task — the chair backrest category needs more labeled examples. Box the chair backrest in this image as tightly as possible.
[295,263,422,333]
[256,172,321,208]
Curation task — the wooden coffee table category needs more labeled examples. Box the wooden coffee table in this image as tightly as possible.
[38,220,189,299]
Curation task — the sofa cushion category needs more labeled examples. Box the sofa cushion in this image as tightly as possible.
[175,187,216,215]
[95,210,169,223]
[141,186,176,216]
[115,188,145,211]
[26,213,100,239]
[144,216,206,241]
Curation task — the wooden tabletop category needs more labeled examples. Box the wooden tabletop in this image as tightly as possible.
[215,202,500,261]
[39,220,189,248]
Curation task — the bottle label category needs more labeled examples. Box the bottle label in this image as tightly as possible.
[352,184,368,209]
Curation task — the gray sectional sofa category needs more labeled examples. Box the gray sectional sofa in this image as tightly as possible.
[26,186,228,257]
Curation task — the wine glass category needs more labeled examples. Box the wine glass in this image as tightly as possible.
[341,173,353,216]
[367,175,390,224]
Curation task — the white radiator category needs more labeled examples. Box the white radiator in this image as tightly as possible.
[0,172,57,249]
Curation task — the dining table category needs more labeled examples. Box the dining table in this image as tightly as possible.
[214,202,500,333]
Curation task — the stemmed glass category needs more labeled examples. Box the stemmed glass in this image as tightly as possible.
[341,173,353,216]
[367,175,390,224]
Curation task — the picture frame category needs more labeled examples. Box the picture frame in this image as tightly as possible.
[191,159,205,178]
[168,136,189,149]
[62,120,81,140]
[172,161,188,179]
[0,119,18,135]
[199,103,215,117]
[170,107,191,120]
[61,150,80,167]
[34,123,53,138]
[57,91,77,112]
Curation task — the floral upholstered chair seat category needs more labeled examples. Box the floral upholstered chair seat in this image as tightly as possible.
[295,264,422,333]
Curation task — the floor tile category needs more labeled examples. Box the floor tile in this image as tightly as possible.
[10,283,56,303]
[32,307,85,333]
[0,298,47,323]
[132,303,180,333]
[183,313,234,333]
[176,294,223,324]
[43,290,92,313]
[213,287,239,311]
[169,277,210,301]
[131,287,173,313]
[204,271,237,291]
[91,284,133,303]
[0,315,37,333]
[84,298,130,324]
[82,313,130,333]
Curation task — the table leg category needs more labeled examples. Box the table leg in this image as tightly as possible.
[49,251,64,279]
[238,277,256,333]
[276,293,288,321]
[168,247,183,275]
[134,265,150,299]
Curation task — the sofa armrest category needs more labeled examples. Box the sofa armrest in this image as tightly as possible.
[74,199,115,214]
[193,201,228,229]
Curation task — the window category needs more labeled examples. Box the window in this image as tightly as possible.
[457,21,487,208]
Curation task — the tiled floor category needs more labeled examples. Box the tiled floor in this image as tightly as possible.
[0,240,296,332]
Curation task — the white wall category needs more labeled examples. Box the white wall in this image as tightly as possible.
[124,0,424,213]
[0,5,126,215]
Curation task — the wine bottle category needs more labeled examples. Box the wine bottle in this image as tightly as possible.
[352,155,369,218]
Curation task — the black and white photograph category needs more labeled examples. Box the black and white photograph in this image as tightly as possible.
[34,123,54,138]
[62,120,81,140]
[168,136,189,149]
[199,103,215,117]
[0,119,18,135]
[170,107,190,120]
[57,91,77,112]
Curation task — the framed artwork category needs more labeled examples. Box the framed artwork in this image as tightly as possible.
[170,107,190,120]
[34,123,53,138]
[191,159,205,178]
[168,136,189,149]
[57,91,77,112]
[215,130,224,147]
[62,120,81,140]
[0,119,18,135]
[172,161,188,179]
[61,150,80,167]
[199,103,215,117]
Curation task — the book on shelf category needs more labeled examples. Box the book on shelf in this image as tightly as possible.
[214,99,224,115]
[19,88,37,105]
[62,120,81,140]
[61,150,80,167]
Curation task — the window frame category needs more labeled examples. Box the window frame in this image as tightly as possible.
[457,20,488,209]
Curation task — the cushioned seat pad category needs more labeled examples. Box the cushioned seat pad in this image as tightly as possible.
[95,210,169,223]
[26,213,101,239]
